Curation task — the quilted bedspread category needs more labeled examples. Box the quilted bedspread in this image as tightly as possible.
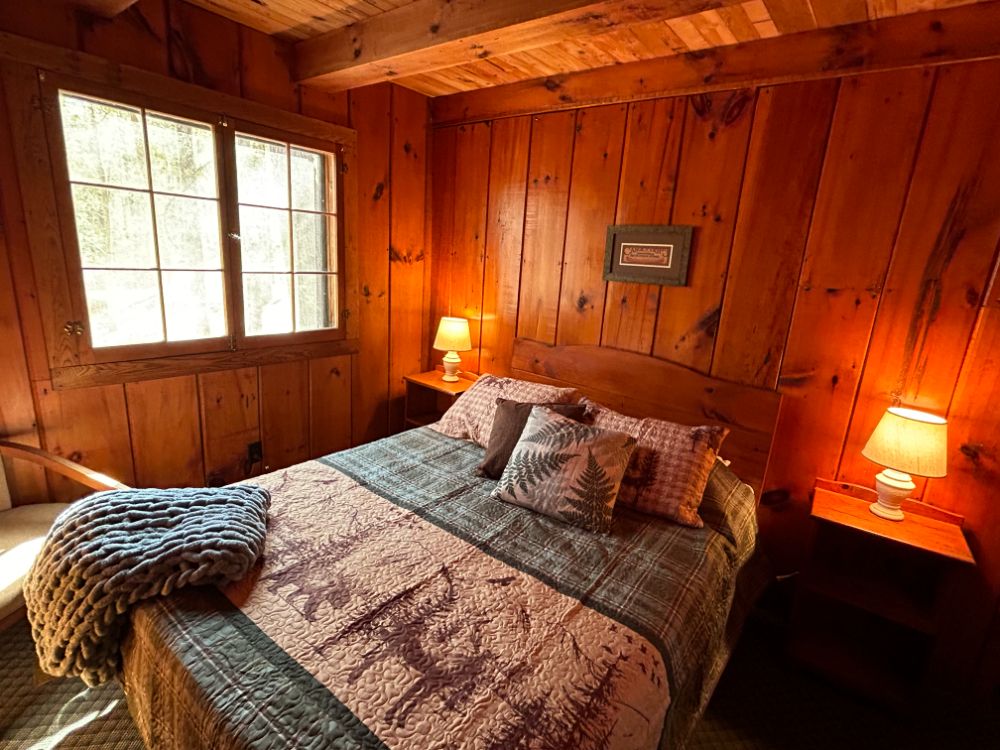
[121,427,764,750]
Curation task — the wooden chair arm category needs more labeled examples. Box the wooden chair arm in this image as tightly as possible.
[0,440,130,492]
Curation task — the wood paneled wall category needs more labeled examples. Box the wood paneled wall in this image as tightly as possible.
[430,61,1000,682]
[0,0,429,500]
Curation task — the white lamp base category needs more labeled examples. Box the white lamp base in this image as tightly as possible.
[870,468,914,522]
[441,351,462,382]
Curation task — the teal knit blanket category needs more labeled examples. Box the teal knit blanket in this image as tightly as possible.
[24,485,269,685]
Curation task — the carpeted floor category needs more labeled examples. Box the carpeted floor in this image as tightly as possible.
[2,615,998,749]
[690,619,1000,750]
[0,619,141,750]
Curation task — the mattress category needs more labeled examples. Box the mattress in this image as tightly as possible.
[120,427,766,749]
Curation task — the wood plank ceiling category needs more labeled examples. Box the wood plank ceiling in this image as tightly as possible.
[175,1,991,94]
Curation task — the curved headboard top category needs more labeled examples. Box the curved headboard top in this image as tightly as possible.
[510,339,782,496]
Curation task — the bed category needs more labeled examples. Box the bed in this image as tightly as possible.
[120,341,782,750]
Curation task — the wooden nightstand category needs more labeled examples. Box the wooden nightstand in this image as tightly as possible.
[403,369,476,428]
[789,480,975,711]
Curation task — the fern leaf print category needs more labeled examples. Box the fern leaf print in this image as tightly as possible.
[522,419,586,452]
[501,449,577,496]
[561,449,616,532]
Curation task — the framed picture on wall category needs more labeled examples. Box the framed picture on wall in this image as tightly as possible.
[603,224,693,286]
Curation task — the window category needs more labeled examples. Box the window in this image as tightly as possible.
[48,82,345,362]
[234,134,339,336]
[60,92,226,348]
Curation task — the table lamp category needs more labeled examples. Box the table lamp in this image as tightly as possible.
[432,317,472,382]
[861,406,947,522]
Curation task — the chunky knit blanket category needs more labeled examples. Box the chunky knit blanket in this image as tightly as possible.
[24,485,270,686]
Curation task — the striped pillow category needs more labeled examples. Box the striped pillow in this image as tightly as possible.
[432,375,580,447]
[588,400,728,528]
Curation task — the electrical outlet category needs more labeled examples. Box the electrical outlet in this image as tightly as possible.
[247,441,263,465]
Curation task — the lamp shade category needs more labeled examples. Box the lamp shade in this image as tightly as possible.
[433,316,472,352]
[861,406,947,478]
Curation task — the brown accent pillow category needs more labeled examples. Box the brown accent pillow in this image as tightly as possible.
[585,398,729,528]
[477,398,590,479]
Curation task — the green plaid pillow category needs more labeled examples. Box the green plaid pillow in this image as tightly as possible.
[491,406,636,533]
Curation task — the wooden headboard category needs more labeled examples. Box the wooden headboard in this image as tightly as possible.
[511,339,782,496]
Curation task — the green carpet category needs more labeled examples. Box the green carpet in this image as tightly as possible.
[0,619,142,749]
[690,619,1000,750]
[2,615,997,749]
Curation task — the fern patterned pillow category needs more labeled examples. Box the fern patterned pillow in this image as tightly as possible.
[431,375,581,447]
[492,406,636,533]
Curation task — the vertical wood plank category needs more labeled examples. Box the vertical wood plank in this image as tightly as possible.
[125,375,204,488]
[923,304,1000,684]
[349,84,391,445]
[760,68,934,569]
[0,1,78,48]
[388,85,428,432]
[300,85,350,126]
[309,354,352,456]
[0,72,48,381]
[602,98,685,354]
[341,143,361,345]
[198,367,259,486]
[653,89,755,369]
[166,0,240,96]
[429,125,458,371]
[839,60,1000,486]
[516,111,576,344]
[260,361,309,471]
[712,80,838,388]
[79,0,169,75]
[34,381,135,501]
[1,62,81,369]
[556,104,627,347]
[480,115,531,376]
[238,25,298,112]
[448,122,491,371]
[0,219,46,503]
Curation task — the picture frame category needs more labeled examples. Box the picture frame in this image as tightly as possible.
[603,224,693,286]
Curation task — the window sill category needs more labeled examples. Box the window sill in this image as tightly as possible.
[50,337,360,390]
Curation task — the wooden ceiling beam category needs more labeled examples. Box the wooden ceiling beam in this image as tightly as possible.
[73,0,140,18]
[431,0,1000,125]
[293,0,746,89]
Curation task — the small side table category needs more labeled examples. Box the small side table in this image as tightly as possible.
[789,481,975,711]
[403,370,476,428]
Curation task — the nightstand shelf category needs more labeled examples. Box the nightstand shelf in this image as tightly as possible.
[790,482,975,710]
[403,369,476,429]
[798,563,937,635]
[405,412,442,428]
[789,604,925,711]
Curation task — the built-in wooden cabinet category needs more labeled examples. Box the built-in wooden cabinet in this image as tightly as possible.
[402,370,475,429]
[790,485,975,710]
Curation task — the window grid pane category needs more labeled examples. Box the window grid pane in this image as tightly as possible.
[60,90,227,348]
[146,111,218,198]
[60,92,148,189]
[138,107,170,346]
[236,133,338,337]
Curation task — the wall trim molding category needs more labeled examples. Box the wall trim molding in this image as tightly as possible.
[51,339,361,390]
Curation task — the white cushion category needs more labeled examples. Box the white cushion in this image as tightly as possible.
[0,503,70,622]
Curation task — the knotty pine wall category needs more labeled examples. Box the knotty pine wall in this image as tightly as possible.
[430,62,1000,682]
[0,0,429,501]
